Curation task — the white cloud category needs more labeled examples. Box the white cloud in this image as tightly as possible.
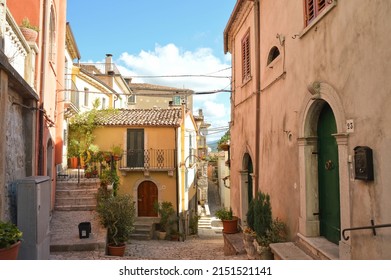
[116,43,231,143]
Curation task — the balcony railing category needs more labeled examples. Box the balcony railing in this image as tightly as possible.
[118,149,176,171]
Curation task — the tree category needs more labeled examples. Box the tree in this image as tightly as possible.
[67,99,115,165]
[217,129,230,151]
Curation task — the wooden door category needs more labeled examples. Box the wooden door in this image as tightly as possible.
[317,103,341,244]
[137,181,158,217]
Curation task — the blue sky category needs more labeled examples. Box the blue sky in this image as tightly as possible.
[66,0,236,142]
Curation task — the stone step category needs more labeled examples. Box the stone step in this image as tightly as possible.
[56,181,100,190]
[55,197,97,206]
[130,218,157,240]
[296,233,339,260]
[270,242,314,260]
[54,204,97,211]
[56,189,98,197]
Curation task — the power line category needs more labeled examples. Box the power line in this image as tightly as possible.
[130,74,231,79]
[129,67,232,79]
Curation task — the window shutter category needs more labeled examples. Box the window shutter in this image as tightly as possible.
[127,129,144,168]
[241,32,251,81]
[305,0,332,26]
[306,0,315,25]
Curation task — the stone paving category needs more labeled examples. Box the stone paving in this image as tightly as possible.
[50,180,248,260]
[50,229,248,260]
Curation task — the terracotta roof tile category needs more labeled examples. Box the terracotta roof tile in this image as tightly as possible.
[94,108,182,127]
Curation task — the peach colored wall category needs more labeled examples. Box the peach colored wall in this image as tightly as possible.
[226,0,391,259]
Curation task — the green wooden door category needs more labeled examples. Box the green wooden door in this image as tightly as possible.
[317,104,341,244]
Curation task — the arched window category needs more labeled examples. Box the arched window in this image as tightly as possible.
[267,46,280,65]
[49,6,56,62]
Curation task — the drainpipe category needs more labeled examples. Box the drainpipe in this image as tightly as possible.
[254,0,261,191]
[175,127,181,238]
[38,0,50,175]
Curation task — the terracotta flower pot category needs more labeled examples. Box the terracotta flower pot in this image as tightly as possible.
[0,241,21,260]
[222,217,238,234]
[20,27,38,42]
[107,243,126,257]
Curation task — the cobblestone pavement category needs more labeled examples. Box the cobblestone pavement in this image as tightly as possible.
[50,229,248,260]
[50,180,247,260]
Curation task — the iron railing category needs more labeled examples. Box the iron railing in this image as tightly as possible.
[342,220,391,240]
[57,149,177,183]
[118,149,176,170]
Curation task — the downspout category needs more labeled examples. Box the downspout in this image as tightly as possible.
[38,0,49,175]
[175,127,181,238]
[180,105,186,213]
[254,0,261,191]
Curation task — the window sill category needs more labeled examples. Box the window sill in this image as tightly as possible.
[241,75,252,87]
[300,0,338,39]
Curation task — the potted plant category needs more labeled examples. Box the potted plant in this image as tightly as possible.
[154,201,176,240]
[19,17,39,42]
[245,191,287,259]
[96,194,136,256]
[110,145,124,161]
[99,168,119,194]
[215,207,238,234]
[0,221,23,260]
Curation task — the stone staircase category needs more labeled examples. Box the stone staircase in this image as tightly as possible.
[270,233,339,260]
[198,216,223,229]
[55,180,100,211]
[198,216,212,229]
[130,217,160,240]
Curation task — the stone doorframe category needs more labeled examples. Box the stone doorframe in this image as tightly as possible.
[239,152,255,227]
[297,81,352,259]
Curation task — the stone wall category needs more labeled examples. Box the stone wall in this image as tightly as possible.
[4,90,27,220]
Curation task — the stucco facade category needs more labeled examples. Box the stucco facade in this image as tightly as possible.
[225,0,391,259]
[92,107,198,234]
[8,0,67,210]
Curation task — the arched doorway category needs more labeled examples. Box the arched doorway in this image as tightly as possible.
[240,153,254,225]
[47,139,53,179]
[317,103,340,244]
[247,157,254,204]
[297,81,352,258]
[137,180,158,217]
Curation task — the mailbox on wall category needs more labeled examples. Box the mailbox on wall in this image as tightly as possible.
[354,146,374,181]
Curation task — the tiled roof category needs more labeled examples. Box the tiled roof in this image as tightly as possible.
[94,108,182,127]
[129,83,191,92]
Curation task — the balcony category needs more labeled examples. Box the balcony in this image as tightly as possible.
[118,149,176,171]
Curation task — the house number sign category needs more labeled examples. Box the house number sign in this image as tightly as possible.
[346,119,354,133]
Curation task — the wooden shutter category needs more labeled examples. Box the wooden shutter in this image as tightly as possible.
[126,129,144,168]
[305,0,332,26]
[305,0,316,25]
[241,31,251,81]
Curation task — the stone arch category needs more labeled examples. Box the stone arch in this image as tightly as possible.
[297,81,351,258]
[240,148,255,226]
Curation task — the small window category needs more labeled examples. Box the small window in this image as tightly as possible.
[172,96,181,105]
[84,88,89,106]
[241,30,251,82]
[128,95,136,104]
[267,46,280,65]
[304,0,332,26]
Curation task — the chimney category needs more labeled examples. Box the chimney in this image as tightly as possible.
[105,54,113,74]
